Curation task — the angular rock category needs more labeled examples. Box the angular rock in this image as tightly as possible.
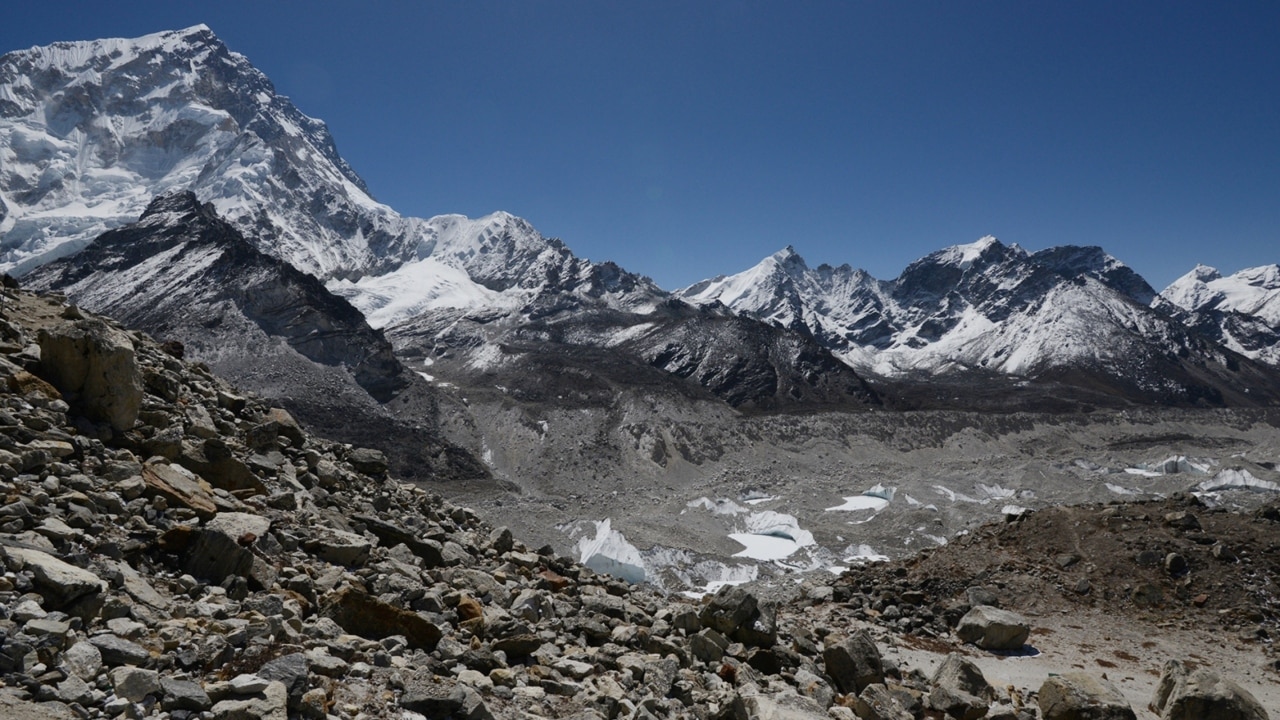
[822,629,884,695]
[88,633,151,667]
[62,640,103,681]
[955,605,1030,651]
[399,674,466,718]
[1038,672,1135,720]
[1151,659,1269,720]
[322,586,442,650]
[160,676,213,712]
[211,679,288,720]
[38,319,143,432]
[733,690,829,719]
[929,651,991,718]
[116,561,171,610]
[305,527,372,566]
[0,545,105,609]
[855,684,914,720]
[354,514,446,566]
[258,652,310,709]
[181,512,272,586]
[142,462,217,519]
[109,666,161,702]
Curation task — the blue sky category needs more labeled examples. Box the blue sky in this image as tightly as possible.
[3,1,1277,291]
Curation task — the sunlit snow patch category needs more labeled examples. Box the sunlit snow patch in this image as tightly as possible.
[728,511,814,561]
[826,483,895,513]
[842,544,889,564]
[576,519,647,584]
[1105,483,1141,496]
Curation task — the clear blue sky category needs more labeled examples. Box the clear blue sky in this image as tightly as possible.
[3,1,1277,291]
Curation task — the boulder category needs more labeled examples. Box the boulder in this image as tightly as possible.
[304,527,372,566]
[855,684,914,720]
[347,447,388,475]
[928,653,990,719]
[733,690,829,719]
[0,545,105,609]
[955,605,1030,650]
[264,408,305,447]
[1038,672,1135,720]
[700,585,776,645]
[701,586,760,636]
[142,462,217,519]
[109,666,161,702]
[322,586,443,650]
[181,512,273,587]
[38,319,142,431]
[1151,660,1269,720]
[822,629,884,695]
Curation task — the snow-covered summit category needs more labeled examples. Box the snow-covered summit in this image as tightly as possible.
[1158,263,1280,366]
[0,25,407,278]
[928,235,1021,271]
[680,238,1194,380]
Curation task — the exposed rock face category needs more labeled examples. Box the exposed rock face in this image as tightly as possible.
[1152,660,1270,720]
[22,192,484,482]
[24,192,411,404]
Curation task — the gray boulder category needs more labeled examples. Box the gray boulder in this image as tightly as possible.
[955,605,1030,650]
[38,319,142,432]
[822,629,884,695]
[733,690,829,719]
[1152,660,1269,720]
[0,545,105,609]
[1038,672,1135,720]
[855,684,914,720]
[181,512,273,587]
[928,653,991,719]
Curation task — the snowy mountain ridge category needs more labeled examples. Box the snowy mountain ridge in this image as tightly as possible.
[679,236,1170,377]
[0,26,661,327]
[1158,263,1280,366]
[3,27,1279,410]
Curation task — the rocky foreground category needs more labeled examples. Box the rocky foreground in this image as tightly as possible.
[0,282,1273,720]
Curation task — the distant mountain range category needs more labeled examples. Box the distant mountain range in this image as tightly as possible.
[4,26,1279,413]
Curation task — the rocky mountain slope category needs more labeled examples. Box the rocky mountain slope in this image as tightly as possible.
[1159,264,1280,367]
[0,285,1275,720]
[17,192,481,483]
[680,239,1280,407]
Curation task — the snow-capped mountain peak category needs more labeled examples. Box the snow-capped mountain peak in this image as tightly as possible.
[930,235,1016,271]
[0,25,406,279]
